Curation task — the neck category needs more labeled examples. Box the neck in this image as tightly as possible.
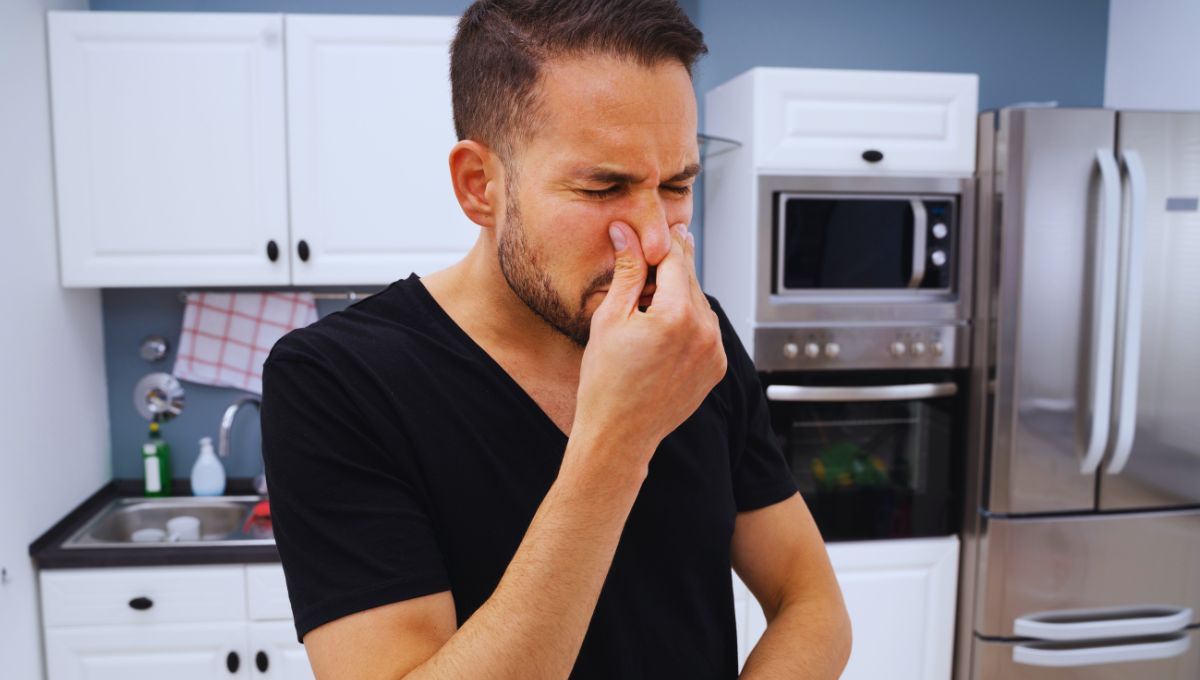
[422,232,586,371]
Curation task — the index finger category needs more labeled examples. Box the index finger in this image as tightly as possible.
[647,224,699,309]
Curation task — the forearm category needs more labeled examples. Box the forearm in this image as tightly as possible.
[738,592,852,680]
[406,434,649,680]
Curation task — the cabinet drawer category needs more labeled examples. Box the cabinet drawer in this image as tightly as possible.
[246,564,294,621]
[748,68,978,175]
[41,566,246,627]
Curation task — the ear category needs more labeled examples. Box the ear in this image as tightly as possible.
[449,140,502,229]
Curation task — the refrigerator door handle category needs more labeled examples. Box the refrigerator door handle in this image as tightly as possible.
[1014,606,1193,641]
[1013,633,1191,668]
[906,199,928,288]
[1107,149,1148,475]
[766,382,958,402]
[1080,149,1122,475]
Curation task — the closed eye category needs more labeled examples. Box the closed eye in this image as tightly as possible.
[576,184,693,200]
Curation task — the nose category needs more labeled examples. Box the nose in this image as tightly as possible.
[627,194,671,267]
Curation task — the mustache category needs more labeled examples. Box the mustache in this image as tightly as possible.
[588,265,657,294]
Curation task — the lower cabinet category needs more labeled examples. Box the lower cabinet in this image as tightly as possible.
[733,535,959,679]
[41,564,314,680]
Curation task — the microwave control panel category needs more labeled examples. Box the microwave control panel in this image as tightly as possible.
[753,325,968,372]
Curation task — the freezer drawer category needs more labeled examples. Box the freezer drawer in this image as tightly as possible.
[973,628,1200,679]
[975,509,1200,637]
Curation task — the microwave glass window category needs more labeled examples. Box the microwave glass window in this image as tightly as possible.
[779,197,954,292]
[769,397,954,540]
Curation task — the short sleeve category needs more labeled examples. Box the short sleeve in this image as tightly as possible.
[261,346,450,642]
[710,299,800,512]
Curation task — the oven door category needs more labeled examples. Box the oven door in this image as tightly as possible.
[776,193,956,295]
[764,371,964,541]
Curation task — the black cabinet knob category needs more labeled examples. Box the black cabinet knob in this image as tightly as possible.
[297,239,310,262]
[128,596,153,610]
[266,240,279,262]
[862,149,884,163]
[256,651,269,672]
[227,651,240,673]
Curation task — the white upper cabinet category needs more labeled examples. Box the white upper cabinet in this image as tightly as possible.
[48,11,473,288]
[48,12,290,287]
[286,15,474,285]
[706,67,978,176]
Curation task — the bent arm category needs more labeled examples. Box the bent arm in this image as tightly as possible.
[304,434,650,680]
[733,493,852,679]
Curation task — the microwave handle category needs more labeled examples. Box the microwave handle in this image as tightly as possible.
[766,383,957,403]
[907,199,928,288]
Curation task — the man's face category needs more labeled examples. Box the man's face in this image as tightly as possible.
[495,54,699,347]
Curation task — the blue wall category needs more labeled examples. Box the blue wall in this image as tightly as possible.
[93,0,1109,482]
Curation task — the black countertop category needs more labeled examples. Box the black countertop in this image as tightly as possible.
[29,479,281,569]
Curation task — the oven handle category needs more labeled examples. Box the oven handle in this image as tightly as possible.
[765,382,958,403]
[907,199,928,288]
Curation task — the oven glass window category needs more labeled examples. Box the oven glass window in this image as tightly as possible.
[778,197,954,292]
[769,397,955,540]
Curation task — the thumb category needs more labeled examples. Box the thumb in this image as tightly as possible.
[600,221,647,315]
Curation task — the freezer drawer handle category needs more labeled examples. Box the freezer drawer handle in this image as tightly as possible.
[766,382,957,402]
[1013,633,1190,668]
[1014,606,1193,641]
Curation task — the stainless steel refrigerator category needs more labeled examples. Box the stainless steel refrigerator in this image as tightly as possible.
[956,108,1200,679]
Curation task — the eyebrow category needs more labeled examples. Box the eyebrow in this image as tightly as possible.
[574,162,702,185]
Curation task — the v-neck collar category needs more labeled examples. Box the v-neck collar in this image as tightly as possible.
[406,274,572,444]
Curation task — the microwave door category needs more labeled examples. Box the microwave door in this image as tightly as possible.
[985,108,1118,515]
[1100,111,1200,511]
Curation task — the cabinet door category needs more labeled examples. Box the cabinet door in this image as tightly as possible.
[735,536,958,680]
[48,11,289,287]
[45,622,249,680]
[830,536,959,680]
[286,15,475,285]
[248,621,316,680]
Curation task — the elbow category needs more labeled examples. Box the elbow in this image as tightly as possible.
[833,601,853,673]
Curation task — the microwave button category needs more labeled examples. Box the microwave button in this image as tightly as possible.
[890,341,908,358]
[783,342,800,359]
[932,222,949,239]
[803,342,821,359]
[930,250,947,267]
[911,341,927,357]
[823,342,841,359]
[932,341,945,356]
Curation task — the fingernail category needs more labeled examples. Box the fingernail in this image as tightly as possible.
[609,224,627,251]
[686,232,695,248]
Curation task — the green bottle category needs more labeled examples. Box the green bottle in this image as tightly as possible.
[142,420,172,497]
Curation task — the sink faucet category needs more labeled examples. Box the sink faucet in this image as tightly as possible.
[218,396,266,495]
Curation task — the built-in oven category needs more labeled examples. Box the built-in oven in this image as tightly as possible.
[733,174,975,542]
[762,368,966,541]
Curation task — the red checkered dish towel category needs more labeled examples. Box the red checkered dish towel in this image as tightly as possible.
[173,292,318,395]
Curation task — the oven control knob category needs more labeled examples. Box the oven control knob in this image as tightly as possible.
[890,341,908,357]
[824,342,840,358]
[803,342,821,359]
[932,341,945,356]
[932,222,949,239]
[783,342,800,359]
[911,341,927,357]
[930,250,947,267]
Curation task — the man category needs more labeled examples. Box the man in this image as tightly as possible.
[261,1,851,678]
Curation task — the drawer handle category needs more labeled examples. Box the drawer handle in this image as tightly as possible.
[256,650,269,672]
[128,596,153,611]
[862,149,884,163]
[227,651,240,673]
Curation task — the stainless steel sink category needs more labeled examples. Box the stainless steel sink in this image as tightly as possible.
[62,496,273,548]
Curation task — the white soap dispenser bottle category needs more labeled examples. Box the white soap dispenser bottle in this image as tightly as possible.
[190,436,226,496]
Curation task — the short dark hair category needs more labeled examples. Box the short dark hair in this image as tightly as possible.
[450,0,706,160]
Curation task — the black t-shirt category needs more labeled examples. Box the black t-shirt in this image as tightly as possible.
[261,274,797,679]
